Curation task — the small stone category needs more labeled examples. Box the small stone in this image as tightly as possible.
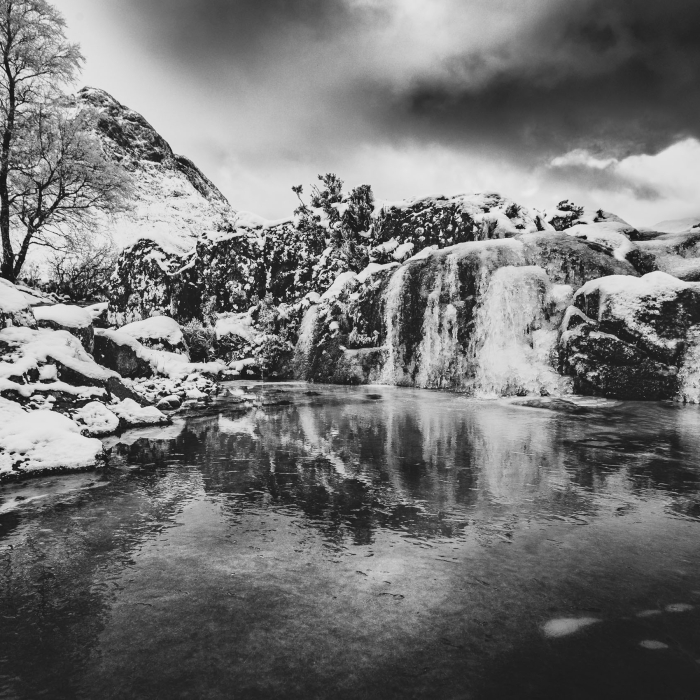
[157,395,181,410]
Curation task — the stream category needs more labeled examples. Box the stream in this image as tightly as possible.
[1,382,700,699]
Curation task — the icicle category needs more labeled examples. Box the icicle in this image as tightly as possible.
[469,265,570,397]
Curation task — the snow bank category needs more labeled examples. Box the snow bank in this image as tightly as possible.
[34,304,93,329]
[120,315,184,346]
[0,397,104,477]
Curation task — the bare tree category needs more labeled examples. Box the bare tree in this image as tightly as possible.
[0,0,130,281]
[10,104,131,278]
[45,234,117,302]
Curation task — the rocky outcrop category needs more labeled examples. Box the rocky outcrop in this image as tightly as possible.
[559,272,700,400]
[637,227,700,282]
[294,233,637,392]
[368,193,544,265]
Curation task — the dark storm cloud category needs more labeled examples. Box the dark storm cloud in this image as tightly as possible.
[121,0,700,166]
[397,0,700,160]
[123,0,382,64]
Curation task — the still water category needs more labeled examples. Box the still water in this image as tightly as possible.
[1,383,700,700]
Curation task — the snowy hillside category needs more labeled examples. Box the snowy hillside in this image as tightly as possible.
[76,87,236,255]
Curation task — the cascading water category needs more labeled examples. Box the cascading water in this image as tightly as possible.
[469,265,571,397]
[381,264,410,384]
[677,329,700,403]
[415,254,467,389]
[293,304,319,378]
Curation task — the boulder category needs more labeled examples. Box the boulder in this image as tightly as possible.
[0,326,146,409]
[119,315,190,357]
[0,397,105,481]
[110,398,170,428]
[34,303,95,352]
[0,278,37,329]
[559,272,700,400]
[93,329,152,379]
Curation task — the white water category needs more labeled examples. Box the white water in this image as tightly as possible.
[381,264,410,385]
[470,266,571,397]
[415,254,468,389]
[677,328,700,403]
[294,304,319,377]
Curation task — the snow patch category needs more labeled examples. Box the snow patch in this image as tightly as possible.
[0,397,104,477]
[33,304,93,329]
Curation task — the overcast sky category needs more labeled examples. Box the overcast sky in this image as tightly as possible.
[59,0,700,227]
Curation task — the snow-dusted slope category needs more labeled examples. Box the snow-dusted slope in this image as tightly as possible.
[77,87,235,255]
[647,217,700,234]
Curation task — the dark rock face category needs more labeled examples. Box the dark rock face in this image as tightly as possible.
[93,331,152,379]
[559,272,700,400]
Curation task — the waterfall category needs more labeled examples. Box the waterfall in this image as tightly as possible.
[470,265,570,397]
[677,329,700,403]
[415,254,467,389]
[293,304,319,378]
[381,264,410,384]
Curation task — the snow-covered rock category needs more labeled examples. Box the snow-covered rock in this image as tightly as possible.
[73,401,120,436]
[0,326,143,407]
[637,229,700,282]
[119,315,189,356]
[94,328,224,379]
[0,278,37,329]
[0,397,104,480]
[33,303,95,351]
[110,398,169,427]
[559,272,700,400]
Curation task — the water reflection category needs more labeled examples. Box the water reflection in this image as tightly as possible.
[0,383,699,699]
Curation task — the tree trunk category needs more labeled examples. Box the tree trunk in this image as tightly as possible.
[0,3,15,281]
